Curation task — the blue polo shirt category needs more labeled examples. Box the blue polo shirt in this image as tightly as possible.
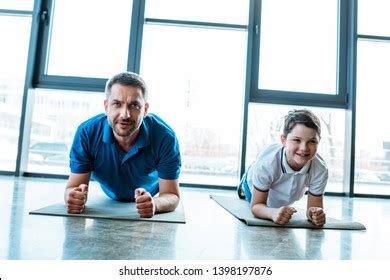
[69,113,181,201]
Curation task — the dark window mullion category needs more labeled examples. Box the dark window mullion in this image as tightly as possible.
[0,9,34,15]
[337,0,348,104]
[33,0,52,87]
[144,18,247,31]
[251,89,348,108]
[250,0,261,98]
[128,0,145,73]
[357,34,390,42]
[36,75,107,92]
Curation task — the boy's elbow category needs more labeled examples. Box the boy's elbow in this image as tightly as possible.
[251,202,265,218]
[251,204,257,216]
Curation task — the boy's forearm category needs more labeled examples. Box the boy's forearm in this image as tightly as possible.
[251,203,275,220]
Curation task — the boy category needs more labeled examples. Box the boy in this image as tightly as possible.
[238,109,328,226]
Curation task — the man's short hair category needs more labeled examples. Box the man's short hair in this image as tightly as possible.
[105,72,148,101]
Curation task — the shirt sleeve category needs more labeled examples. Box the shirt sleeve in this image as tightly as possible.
[156,132,181,180]
[308,156,328,196]
[69,126,94,174]
[249,161,276,192]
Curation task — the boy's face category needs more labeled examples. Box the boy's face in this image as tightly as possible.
[280,124,320,171]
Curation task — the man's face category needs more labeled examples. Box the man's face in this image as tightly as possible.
[104,84,149,140]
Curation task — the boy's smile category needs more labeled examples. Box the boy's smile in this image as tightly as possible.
[280,124,320,171]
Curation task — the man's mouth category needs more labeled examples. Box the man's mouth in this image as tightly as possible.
[118,121,132,128]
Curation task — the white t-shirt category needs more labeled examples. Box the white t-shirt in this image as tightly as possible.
[247,143,328,208]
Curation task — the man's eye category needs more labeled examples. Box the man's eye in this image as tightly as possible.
[130,104,141,110]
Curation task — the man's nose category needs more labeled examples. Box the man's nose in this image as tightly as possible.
[120,107,131,118]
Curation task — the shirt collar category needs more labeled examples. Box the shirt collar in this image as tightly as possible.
[103,116,113,143]
[136,119,150,149]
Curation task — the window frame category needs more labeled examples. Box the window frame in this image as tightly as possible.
[352,1,390,196]
[0,6,36,176]
[248,0,349,109]
[141,7,249,188]
[32,0,145,92]
[9,0,390,198]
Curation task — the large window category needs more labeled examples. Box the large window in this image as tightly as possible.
[0,1,34,11]
[34,0,136,90]
[358,0,390,37]
[355,42,390,195]
[45,0,132,78]
[140,0,248,186]
[250,0,347,107]
[4,0,389,198]
[258,0,337,94]
[0,12,32,171]
[144,0,248,24]
[355,0,390,195]
[26,89,103,175]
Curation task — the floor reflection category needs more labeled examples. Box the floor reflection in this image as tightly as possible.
[1,175,390,260]
[7,178,26,259]
[62,215,179,259]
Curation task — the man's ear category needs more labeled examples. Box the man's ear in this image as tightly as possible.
[143,102,149,117]
[280,134,287,146]
[104,99,108,114]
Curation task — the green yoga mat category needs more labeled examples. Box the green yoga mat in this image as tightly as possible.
[210,195,366,230]
[30,196,186,224]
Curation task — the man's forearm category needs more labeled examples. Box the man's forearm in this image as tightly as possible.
[153,193,180,213]
[64,185,75,203]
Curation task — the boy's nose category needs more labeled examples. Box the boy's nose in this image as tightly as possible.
[300,143,309,151]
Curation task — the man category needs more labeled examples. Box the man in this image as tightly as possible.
[64,72,181,218]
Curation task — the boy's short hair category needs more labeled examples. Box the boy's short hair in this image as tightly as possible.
[283,109,321,137]
[105,72,148,101]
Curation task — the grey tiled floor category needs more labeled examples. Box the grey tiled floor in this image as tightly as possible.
[1,175,390,260]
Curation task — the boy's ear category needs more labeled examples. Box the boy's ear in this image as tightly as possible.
[280,134,287,146]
